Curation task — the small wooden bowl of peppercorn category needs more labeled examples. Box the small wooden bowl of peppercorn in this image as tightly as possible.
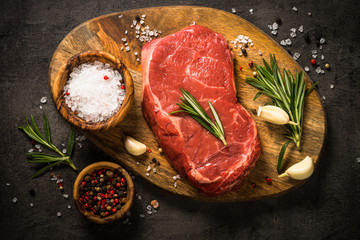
[52,50,134,131]
[73,161,134,224]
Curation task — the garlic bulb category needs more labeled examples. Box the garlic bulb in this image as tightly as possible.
[124,135,147,156]
[278,156,314,180]
[257,105,297,125]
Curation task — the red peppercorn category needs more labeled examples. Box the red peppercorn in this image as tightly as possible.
[121,85,125,89]
[110,190,115,195]
[84,203,90,208]
[112,208,117,213]
[114,198,119,204]
[65,91,70,96]
[104,75,109,80]
[116,182,121,188]
[101,193,105,199]
[79,197,84,202]
[120,178,125,184]
[251,183,257,188]
[266,177,272,183]
[239,66,243,71]
[81,181,86,186]
[85,196,89,201]
[104,212,110,216]
[248,60,254,68]
[93,196,97,201]
[311,59,316,65]
[147,148,152,153]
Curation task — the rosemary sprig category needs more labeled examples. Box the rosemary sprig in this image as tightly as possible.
[246,54,317,173]
[19,114,77,178]
[169,88,227,146]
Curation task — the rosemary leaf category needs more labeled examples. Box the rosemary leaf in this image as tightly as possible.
[31,161,62,179]
[43,114,51,144]
[277,140,291,174]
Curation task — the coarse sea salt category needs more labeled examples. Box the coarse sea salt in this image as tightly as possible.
[63,61,125,123]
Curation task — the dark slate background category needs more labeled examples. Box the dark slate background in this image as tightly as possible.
[1,0,359,239]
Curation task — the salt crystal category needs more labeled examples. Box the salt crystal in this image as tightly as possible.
[146,205,152,211]
[258,50,262,56]
[316,67,322,73]
[304,66,310,72]
[272,22,278,30]
[125,46,130,52]
[330,84,334,89]
[122,38,127,42]
[139,214,145,218]
[38,149,42,152]
[118,15,123,18]
[147,211,152,215]
[125,43,128,46]
[39,106,43,110]
[133,74,136,78]
[319,45,323,50]
[321,70,325,74]
[321,55,325,60]
[12,197,17,203]
[249,9,254,14]
[298,25,304,33]
[320,38,325,44]
[356,157,360,163]
[231,8,236,13]
[30,203,34,207]
[126,211,131,217]
[62,149,67,154]
[293,52,301,60]
[312,54,318,59]
[63,194,69,199]
[308,12,312,16]
[57,212,62,217]
[142,14,146,18]
[125,30,128,35]
[61,143,65,147]
[138,195,142,200]
[131,175,135,179]
[312,50,317,54]
[174,182,177,188]
[290,32,296,38]
[292,7,298,12]
[285,39,292,45]
[136,162,139,165]
[146,165,151,172]
[290,28,297,33]
[6,183,10,186]
[67,205,71,209]
[268,25,273,30]
[271,30,278,35]
[77,143,82,148]
[28,148,34,153]
[322,96,326,100]
[123,218,130,224]
[34,144,40,149]
[140,20,144,24]
[40,97,47,104]
[146,173,150,177]
[152,168,157,173]
[280,40,286,46]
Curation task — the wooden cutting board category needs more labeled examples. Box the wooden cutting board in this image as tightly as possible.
[49,6,326,201]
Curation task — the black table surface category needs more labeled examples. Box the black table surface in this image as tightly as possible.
[1,0,359,239]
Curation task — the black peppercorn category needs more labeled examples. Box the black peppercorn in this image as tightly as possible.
[135,15,140,21]
[275,17,282,25]
[241,48,247,55]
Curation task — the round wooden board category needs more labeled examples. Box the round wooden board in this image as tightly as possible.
[49,6,326,201]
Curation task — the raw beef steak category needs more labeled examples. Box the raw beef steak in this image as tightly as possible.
[141,25,261,196]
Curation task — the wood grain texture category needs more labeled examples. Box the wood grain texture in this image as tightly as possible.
[49,6,326,201]
[52,50,134,131]
[73,161,134,224]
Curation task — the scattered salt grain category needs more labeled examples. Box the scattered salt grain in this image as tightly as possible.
[34,144,41,149]
[308,12,312,16]
[268,25,273,30]
[312,50,317,54]
[292,7,298,12]
[330,84,334,89]
[57,212,62,217]
[173,175,181,180]
[67,205,71,209]
[146,173,150,177]
[147,211,152,215]
[127,211,131,217]
[293,52,301,60]
[298,25,304,33]
[125,46,130,52]
[290,32,296,38]
[152,168,157,173]
[271,30,278,36]
[136,161,139,165]
[137,195,142,200]
[39,106,43,110]
[319,45,323,50]
[321,55,325,60]
[40,97,47,104]
[231,8,236,13]
[280,40,286,46]
[28,148,34,153]
[125,30,128,35]
[304,66,310,72]
[285,39,292,45]
[123,218,130,224]
[320,38,325,44]
[258,50,262,56]
[316,67,322,73]
[272,22,279,30]
[77,143,82,148]
[146,205,152,211]
[118,15,123,19]
[290,28,297,33]
[136,58,140,62]
[6,183,10,186]
[249,9,254,14]
[356,157,360,164]
[63,194,69,199]
[174,182,177,188]
[312,54,318,59]
[139,214,145,218]
[322,96,326,100]
[30,203,34,207]
[146,165,151,172]
[62,149,67,154]
[12,197,17,203]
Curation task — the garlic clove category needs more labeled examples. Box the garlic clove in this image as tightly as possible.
[278,156,314,180]
[257,105,297,125]
[124,135,147,156]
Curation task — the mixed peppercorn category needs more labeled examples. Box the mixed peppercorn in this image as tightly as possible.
[78,168,128,217]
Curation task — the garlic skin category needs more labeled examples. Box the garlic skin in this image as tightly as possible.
[124,136,147,156]
[278,156,314,180]
[257,105,296,125]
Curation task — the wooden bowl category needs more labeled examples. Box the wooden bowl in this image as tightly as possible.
[73,161,134,224]
[52,50,134,131]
